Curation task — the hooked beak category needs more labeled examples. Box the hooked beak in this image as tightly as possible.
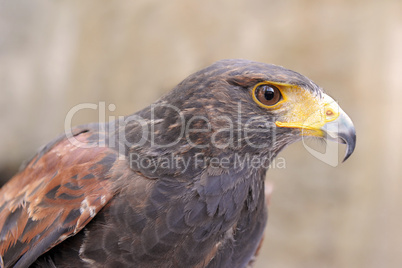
[275,93,356,162]
[321,109,356,162]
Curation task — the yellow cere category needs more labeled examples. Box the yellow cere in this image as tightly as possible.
[254,82,341,137]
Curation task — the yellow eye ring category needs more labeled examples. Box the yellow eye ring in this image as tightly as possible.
[252,82,286,108]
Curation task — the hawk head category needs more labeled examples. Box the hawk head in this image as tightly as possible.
[137,59,356,169]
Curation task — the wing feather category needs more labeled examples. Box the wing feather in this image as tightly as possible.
[0,129,119,267]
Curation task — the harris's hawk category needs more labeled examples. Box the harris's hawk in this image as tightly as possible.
[0,59,356,267]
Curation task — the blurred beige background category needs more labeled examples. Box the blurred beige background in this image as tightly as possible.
[1,0,401,267]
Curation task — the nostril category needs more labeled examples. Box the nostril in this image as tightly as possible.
[326,110,334,117]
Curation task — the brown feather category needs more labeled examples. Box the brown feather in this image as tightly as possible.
[0,131,118,266]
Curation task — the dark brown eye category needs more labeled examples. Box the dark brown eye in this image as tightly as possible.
[254,84,282,106]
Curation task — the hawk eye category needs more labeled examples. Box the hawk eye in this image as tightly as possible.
[254,84,282,106]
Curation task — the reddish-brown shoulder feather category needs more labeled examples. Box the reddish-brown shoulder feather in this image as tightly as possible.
[0,130,119,267]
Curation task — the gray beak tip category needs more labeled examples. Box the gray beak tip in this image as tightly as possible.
[321,109,356,163]
[341,128,356,162]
